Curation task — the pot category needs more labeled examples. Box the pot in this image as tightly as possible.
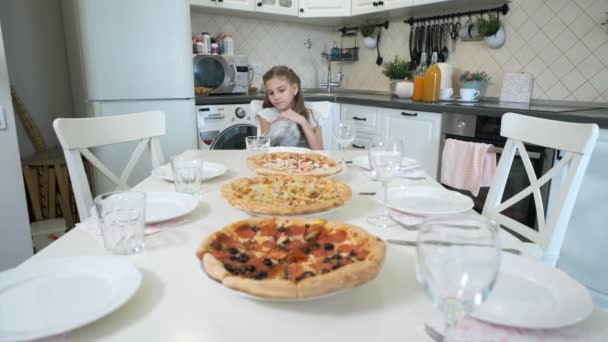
[394,81,414,99]
[363,35,377,49]
[484,26,506,49]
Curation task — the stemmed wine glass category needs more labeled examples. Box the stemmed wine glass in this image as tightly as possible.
[367,138,403,228]
[333,120,356,166]
[416,215,501,340]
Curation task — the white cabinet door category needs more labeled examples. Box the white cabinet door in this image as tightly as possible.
[413,0,449,5]
[218,0,255,11]
[341,104,383,135]
[351,0,380,15]
[382,0,413,10]
[190,0,217,8]
[382,108,441,179]
[299,0,350,17]
[255,0,298,16]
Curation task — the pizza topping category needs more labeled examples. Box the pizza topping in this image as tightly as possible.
[324,243,334,251]
[286,225,305,236]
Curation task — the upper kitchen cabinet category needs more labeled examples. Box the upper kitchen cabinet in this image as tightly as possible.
[299,0,350,17]
[352,0,412,16]
[412,0,449,5]
[190,0,254,11]
[255,0,299,16]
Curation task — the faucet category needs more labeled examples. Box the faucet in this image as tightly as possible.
[320,53,343,92]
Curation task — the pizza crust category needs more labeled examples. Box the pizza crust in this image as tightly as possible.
[247,152,343,177]
[223,277,298,299]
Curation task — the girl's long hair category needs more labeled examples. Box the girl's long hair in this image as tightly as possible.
[262,66,310,121]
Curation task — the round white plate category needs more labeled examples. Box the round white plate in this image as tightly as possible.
[352,155,419,171]
[472,253,593,329]
[456,98,480,103]
[151,161,227,182]
[0,256,141,342]
[238,205,343,219]
[145,192,199,224]
[268,146,312,153]
[375,186,474,215]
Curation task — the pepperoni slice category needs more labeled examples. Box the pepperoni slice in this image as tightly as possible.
[337,244,353,254]
[260,224,276,237]
[286,225,305,236]
[235,224,256,238]
[266,247,288,260]
[288,263,304,282]
[353,248,370,260]
[261,240,276,250]
[326,230,347,243]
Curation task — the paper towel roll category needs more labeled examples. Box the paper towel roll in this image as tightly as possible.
[437,63,453,89]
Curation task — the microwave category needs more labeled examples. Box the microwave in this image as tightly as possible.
[193,54,249,95]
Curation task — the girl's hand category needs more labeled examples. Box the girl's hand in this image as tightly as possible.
[279,109,306,126]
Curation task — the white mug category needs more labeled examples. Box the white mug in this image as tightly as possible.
[460,88,480,101]
[440,88,453,100]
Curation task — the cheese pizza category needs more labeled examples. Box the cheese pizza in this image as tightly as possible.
[196,217,386,299]
[247,152,343,177]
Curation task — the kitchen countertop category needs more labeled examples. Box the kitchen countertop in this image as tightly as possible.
[196,90,608,128]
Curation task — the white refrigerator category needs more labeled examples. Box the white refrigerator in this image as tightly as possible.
[62,0,196,193]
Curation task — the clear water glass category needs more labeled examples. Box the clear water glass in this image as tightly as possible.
[416,216,501,339]
[170,155,204,196]
[333,120,356,165]
[367,139,403,227]
[94,191,146,255]
[246,135,270,154]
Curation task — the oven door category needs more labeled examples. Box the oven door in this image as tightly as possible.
[441,134,554,230]
[193,55,237,94]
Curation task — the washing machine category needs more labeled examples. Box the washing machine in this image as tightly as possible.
[196,103,257,149]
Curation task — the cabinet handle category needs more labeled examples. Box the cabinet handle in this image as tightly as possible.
[257,1,262,6]
[400,111,418,117]
[372,1,378,6]
[352,116,366,121]
[300,8,304,12]
[378,0,384,4]
[352,144,365,149]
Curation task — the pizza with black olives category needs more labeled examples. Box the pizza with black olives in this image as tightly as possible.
[196,217,386,299]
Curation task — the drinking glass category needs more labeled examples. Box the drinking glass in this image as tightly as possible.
[170,155,204,196]
[367,139,403,227]
[333,120,356,166]
[416,216,501,339]
[95,191,146,254]
[246,135,270,154]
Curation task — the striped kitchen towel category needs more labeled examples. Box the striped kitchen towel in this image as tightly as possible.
[440,138,496,196]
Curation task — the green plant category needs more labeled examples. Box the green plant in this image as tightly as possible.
[359,23,377,38]
[382,56,414,80]
[460,71,490,82]
[477,14,501,37]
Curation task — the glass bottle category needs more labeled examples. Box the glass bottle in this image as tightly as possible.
[423,52,441,103]
[412,52,428,102]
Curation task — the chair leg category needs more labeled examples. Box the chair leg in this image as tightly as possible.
[48,167,57,218]
[22,165,43,221]
[55,163,75,230]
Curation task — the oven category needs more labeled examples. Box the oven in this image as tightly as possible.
[440,113,556,231]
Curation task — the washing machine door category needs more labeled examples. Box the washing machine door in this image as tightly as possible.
[210,124,257,150]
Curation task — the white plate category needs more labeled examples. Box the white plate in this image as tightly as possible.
[352,155,419,171]
[268,146,312,153]
[472,253,593,329]
[91,192,199,224]
[0,256,141,342]
[151,161,227,182]
[238,205,343,218]
[456,98,480,103]
[375,186,474,215]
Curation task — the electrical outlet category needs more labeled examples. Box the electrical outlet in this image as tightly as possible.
[0,106,6,130]
[250,64,262,77]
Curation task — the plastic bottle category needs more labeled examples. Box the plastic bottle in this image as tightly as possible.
[210,43,219,55]
[412,52,428,102]
[222,34,234,56]
[201,32,211,54]
[423,52,441,102]
[330,42,340,60]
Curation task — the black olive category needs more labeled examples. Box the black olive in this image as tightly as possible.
[277,226,286,232]
[323,257,332,263]
[324,243,334,251]
[237,254,250,263]
[245,265,256,273]
[304,224,310,228]
[312,242,321,248]
[224,264,234,272]
[263,258,273,267]
[282,238,291,245]
[304,248,312,255]
[332,254,343,260]
[229,256,238,261]
[233,268,245,275]
[332,263,342,270]
[321,268,330,274]
[251,226,260,232]
[303,271,315,277]
[350,250,358,256]
[253,271,268,280]
[228,247,239,255]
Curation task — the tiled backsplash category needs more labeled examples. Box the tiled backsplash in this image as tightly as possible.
[337,0,608,102]
[191,0,608,102]
[190,9,336,89]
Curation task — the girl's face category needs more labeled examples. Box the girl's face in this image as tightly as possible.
[265,77,298,112]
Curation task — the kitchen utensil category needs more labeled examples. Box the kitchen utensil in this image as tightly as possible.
[375,28,383,65]
[450,17,461,52]
[441,24,449,61]
[409,22,415,62]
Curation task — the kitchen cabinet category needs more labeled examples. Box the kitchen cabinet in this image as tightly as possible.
[351,0,412,16]
[299,0,350,17]
[412,0,450,5]
[190,0,254,11]
[382,108,441,179]
[255,0,299,16]
[341,104,383,136]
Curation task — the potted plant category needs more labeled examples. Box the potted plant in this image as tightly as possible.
[477,14,505,49]
[460,71,490,96]
[382,56,414,97]
[360,23,378,49]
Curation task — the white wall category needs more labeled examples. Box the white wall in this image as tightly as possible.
[0,0,74,158]
[0,22,34,270]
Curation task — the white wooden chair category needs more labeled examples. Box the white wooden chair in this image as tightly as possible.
[482,113,599,267]
[53,111,166,221]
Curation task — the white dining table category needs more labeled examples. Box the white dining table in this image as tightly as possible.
[24,150,608,341]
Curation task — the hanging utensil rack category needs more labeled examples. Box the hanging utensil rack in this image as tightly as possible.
[404,3,509,25]
[328,32,359,61]
[338,20,389,36]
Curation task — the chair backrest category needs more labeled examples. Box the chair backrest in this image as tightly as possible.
[53,111,166,220]
[250,100,331,135]
[482,112,599,267]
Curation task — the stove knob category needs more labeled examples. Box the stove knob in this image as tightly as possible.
[231,117,236,122]
[457,120,467,128]
[235,107,246,119]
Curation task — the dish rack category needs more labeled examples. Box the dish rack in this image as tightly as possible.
[329,32,358,62]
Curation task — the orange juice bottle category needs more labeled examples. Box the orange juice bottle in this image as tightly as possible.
[423,52,441,102]
[412,52,427,102]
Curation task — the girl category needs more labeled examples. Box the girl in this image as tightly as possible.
[256,66,323,150]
